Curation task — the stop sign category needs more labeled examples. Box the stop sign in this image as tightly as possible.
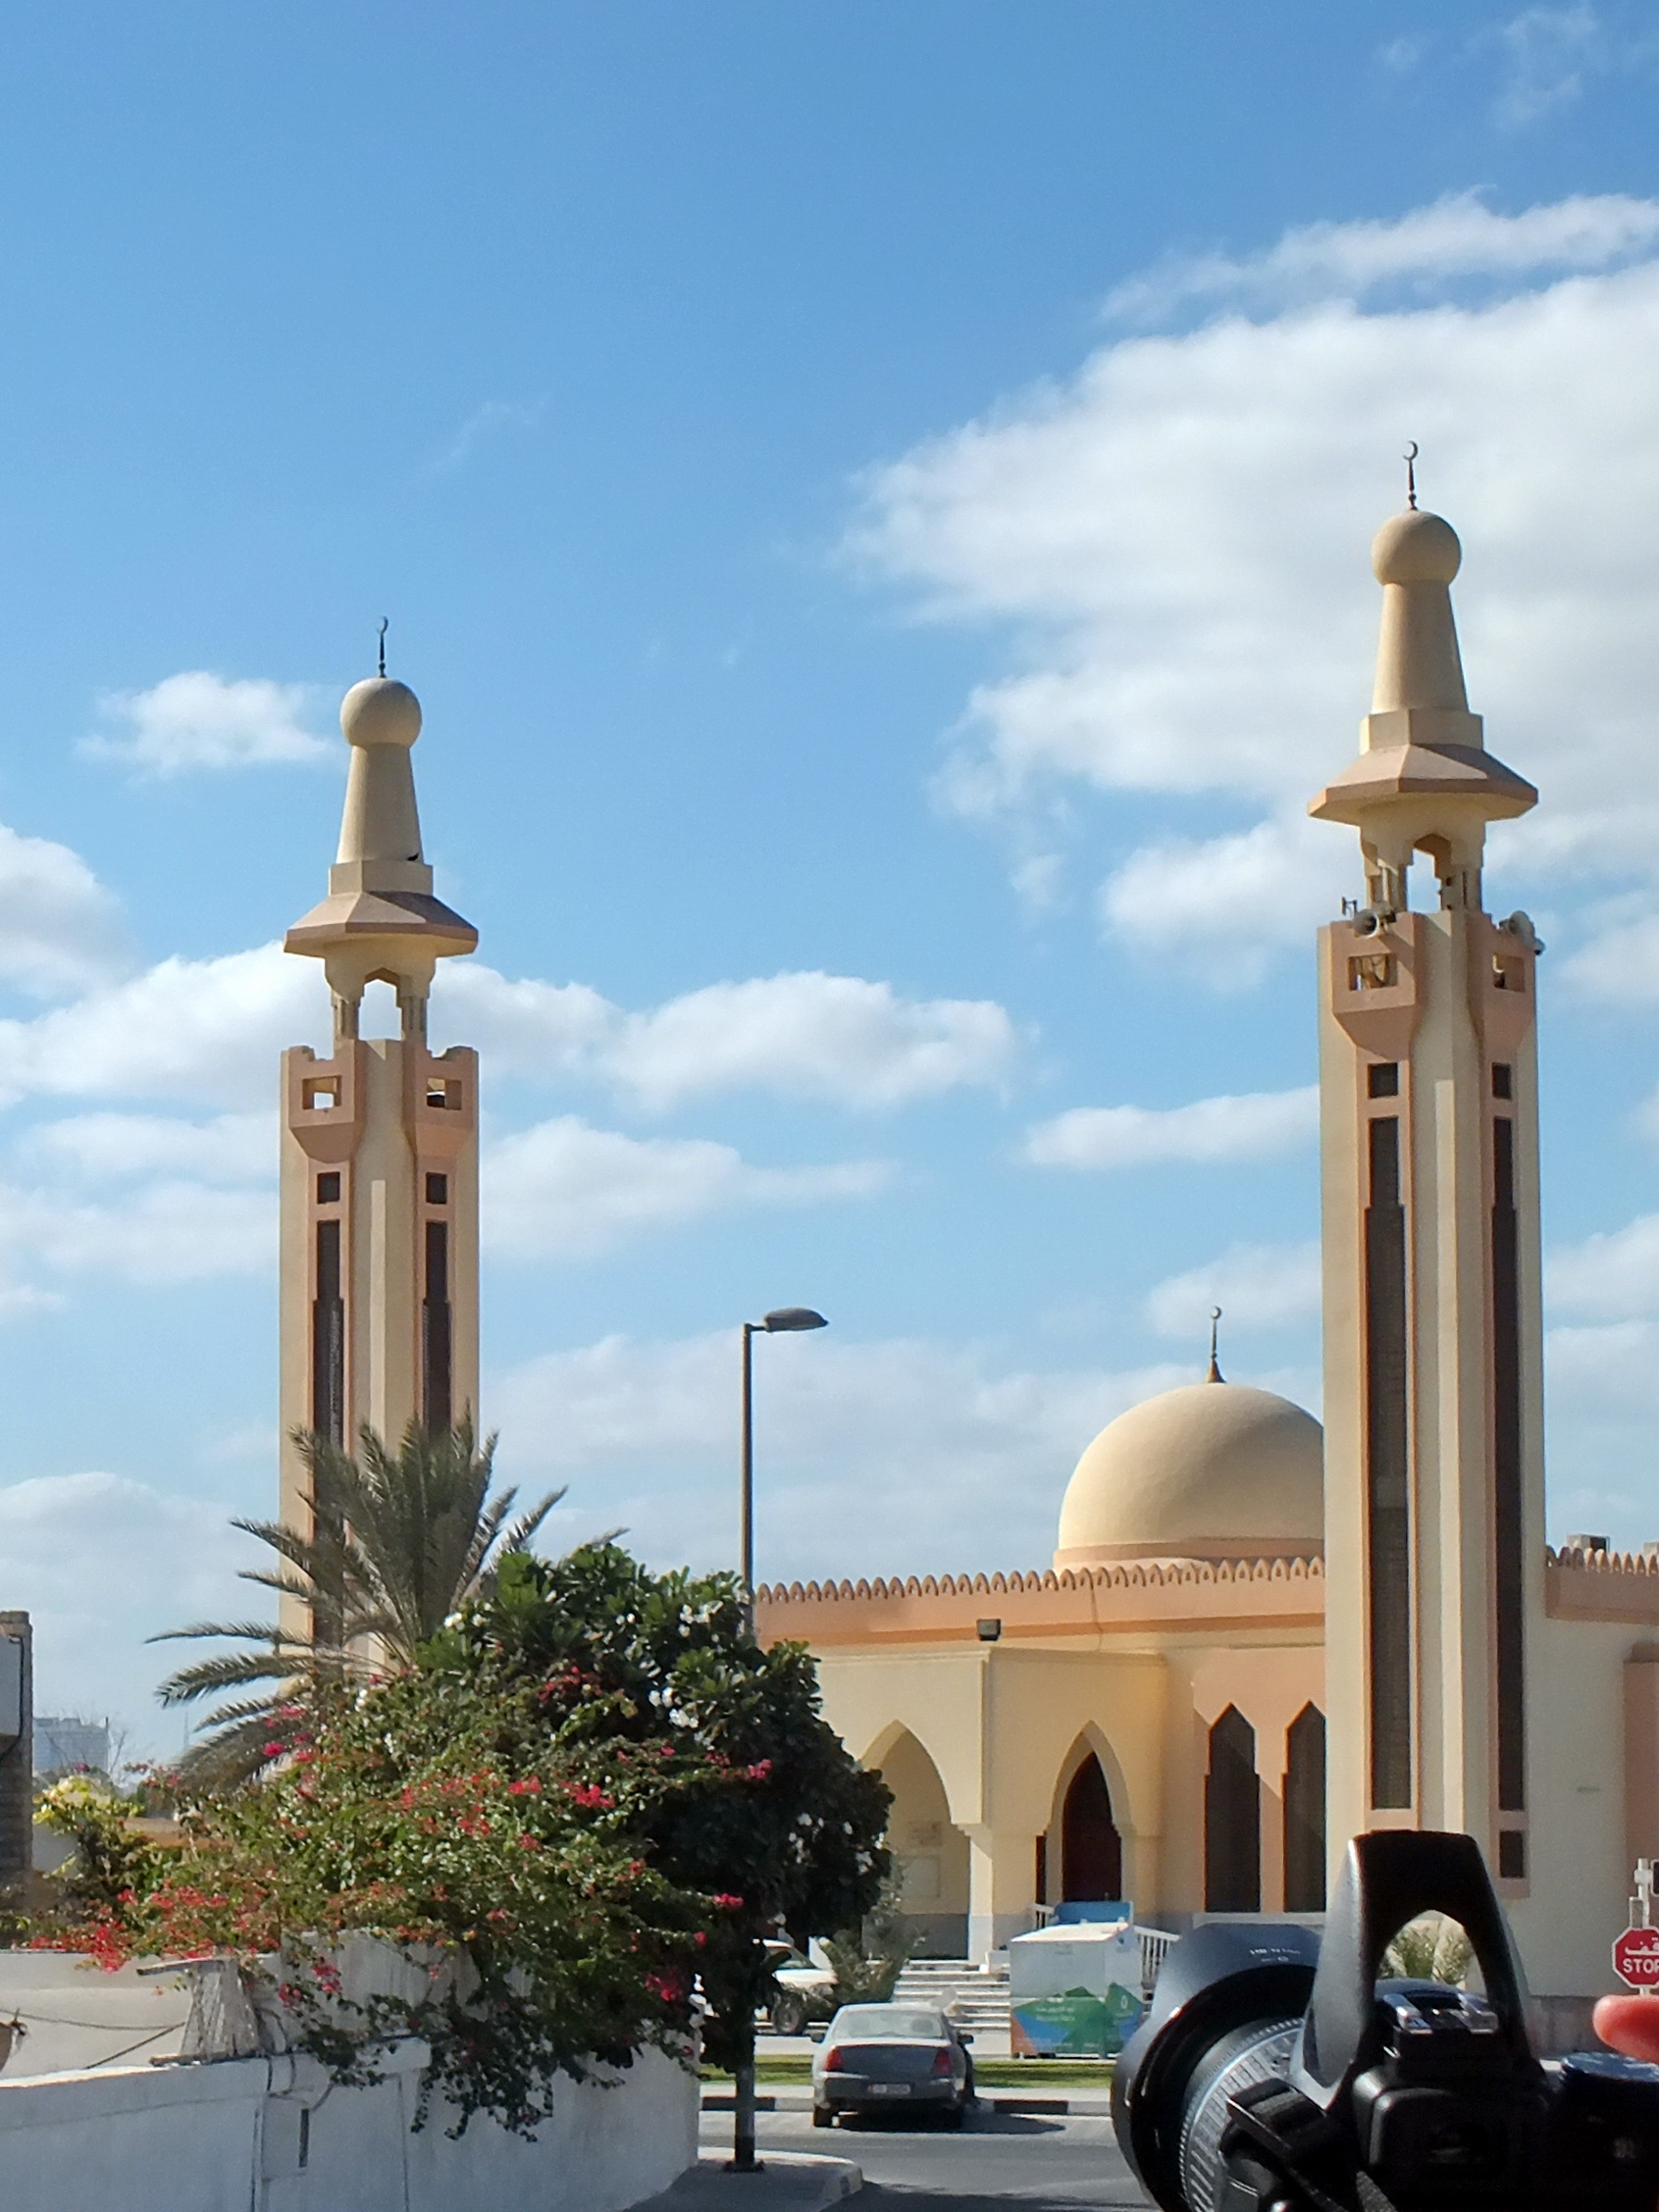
[1613,1927,1659,1989]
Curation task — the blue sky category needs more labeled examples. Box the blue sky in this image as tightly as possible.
[6,3,1659,1743]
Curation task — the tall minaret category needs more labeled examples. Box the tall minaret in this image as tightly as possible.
[279,672,480,1553]
[1312,502,1544,1892]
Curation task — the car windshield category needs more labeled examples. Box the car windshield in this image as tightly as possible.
[831,2007,949,2041]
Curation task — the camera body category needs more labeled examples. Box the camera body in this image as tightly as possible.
[1112,1828,1659,2211]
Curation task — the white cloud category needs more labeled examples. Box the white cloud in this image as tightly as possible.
[430,965,615,1075]
[0,939,1014,1120]
[489,1329,1219,1579]
[1489,7,1603,128]
[0,822,128,998]
[597,973,1017,1110]
[0,1179,275,1285]
[483,1117,891,1261]
[436,964,1018,1109]
[1098,814,1354,982]
[1549,1210,1659,1320]
[81,673,329,776]
[0,1470,251,1749]
[0,944,324,1107]
[1102,188,1657,323]
[22,1110,275,1183]
[1146,1241,1323,1341]
[1027,1085,1318,1171]
[1558,903,1659,1005]
[854,212,1659,977]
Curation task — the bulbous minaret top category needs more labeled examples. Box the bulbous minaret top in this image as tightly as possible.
[285,667,477,1045]
[1309,499,1535,915]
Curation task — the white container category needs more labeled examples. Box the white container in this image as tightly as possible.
[1007,1921,1145,2058]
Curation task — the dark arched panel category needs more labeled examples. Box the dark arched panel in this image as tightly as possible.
[1061,1753,1122,1901]
[1283,1704,1326,1912]
[1205,1706,1261,1912]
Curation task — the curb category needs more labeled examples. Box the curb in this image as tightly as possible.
[631,2150,863,2207]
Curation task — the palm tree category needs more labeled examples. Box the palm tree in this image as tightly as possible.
[151,1419,562,1789]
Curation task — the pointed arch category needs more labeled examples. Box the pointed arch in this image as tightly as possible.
[1061,1754,1123,1902]
[862,1724,969,1957]
[1205,1706,1261,1912]
[1039,1727,1133,1909]
[1283,1704,1326,1913]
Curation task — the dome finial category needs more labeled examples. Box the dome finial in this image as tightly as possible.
[377,616,389,679]
[1207,1307,1224,1385]
[1404,440,1419,512]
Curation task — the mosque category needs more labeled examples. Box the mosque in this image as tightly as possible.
[274,491,1659,2039]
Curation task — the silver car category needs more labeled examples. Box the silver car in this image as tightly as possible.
[811,2002,975,2129]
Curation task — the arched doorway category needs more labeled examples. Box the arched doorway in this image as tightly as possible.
[1205,1706,1261,1912]
[871,1728,969,1957]
[1283,1704,1326,1912]
[1061,1753,1123,1902]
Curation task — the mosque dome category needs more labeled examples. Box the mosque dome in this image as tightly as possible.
[1054,1380,1323,1569]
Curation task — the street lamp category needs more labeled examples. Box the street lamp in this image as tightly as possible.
[728,1307,826,2180]
[740,1308,828,1612]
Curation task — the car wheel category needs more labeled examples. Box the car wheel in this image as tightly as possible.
[811,2103,834,2129]
[771,1991,807,2036]
[938,2101,966,2131]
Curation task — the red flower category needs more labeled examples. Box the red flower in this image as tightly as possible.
[508,1777,542,1796]
[518,1833,540,1850]
[711,1893,745,1912]
[745,1760,773,1781]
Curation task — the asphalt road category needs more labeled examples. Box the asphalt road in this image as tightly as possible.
[697,2104,1154,2208]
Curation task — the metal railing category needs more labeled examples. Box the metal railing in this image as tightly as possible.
[1138,1928,1178,1993]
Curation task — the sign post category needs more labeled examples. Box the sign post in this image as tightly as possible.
[1615,1859,1659,1993]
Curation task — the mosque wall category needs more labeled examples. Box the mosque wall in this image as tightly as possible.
[810,1628,1326,1949]
[1503,1583,1659,1998]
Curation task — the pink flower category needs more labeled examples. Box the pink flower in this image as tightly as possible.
[711,1893,745,1912]
[518,1833,540,1850]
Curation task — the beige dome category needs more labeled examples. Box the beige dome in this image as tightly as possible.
[1055,1381,1323,1569]
[341,677,422,749]
[1372,507,1461,588]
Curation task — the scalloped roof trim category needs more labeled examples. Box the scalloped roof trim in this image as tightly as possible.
[1548,1545,1659,1575]
[756,1556,1325,1604]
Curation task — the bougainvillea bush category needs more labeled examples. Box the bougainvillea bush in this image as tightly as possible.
[31,1544,889,2136]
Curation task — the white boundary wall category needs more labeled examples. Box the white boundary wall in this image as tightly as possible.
[0,2037,696,2212]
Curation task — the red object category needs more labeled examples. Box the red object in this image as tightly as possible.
[821,2048,845,2072]
[1612,1926,1659,1989]
[930,2048,954,2077]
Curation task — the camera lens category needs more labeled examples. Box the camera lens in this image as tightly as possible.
[1112,1922,1320,2212]
[1177,2017,1303,2212]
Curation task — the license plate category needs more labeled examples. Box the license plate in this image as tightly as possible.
[869,2083,910,2097]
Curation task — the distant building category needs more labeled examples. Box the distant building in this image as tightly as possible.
[0,1614,32,1880]
[32,1716,110,1777]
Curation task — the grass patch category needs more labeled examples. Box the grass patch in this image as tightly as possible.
[703,2056,1115,2087]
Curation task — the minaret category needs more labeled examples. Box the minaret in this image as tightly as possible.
[1312,502,1544,1893]
[278,672,480,1557]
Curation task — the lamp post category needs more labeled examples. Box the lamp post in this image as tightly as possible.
[739,1307,827,1617]
[729,1305,826,2178]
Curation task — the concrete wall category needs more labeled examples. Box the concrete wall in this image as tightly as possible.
[0,2039,696,2212]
